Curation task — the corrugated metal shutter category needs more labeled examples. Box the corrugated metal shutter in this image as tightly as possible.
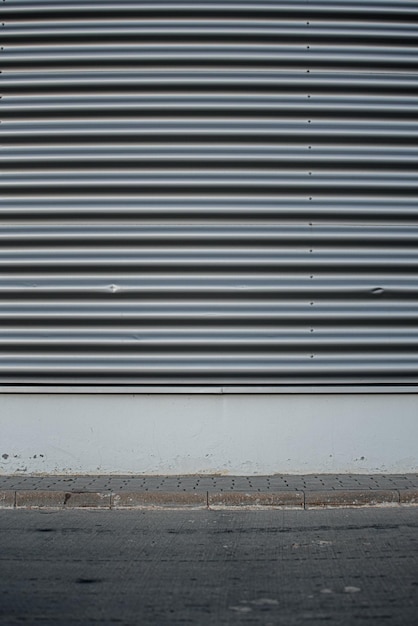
[1,0,418,388]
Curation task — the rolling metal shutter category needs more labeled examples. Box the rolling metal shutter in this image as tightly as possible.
[1,0,418,388]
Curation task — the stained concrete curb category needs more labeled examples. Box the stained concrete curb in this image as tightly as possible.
[208,491,304,508]
[0,491,15,509]
[113,491,207,508]
[304,489,400,509]
[399,489,418,505]
[63,492,112,509]
[13,491,113,509]
[1,488,418,509]
[15,490,66,509]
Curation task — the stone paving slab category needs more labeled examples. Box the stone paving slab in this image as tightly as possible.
[0,474,418,509]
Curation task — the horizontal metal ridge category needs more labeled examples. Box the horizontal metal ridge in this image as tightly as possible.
[0,305,417,320]
[0,326,416,338]
[1,325,417,335]
[3,121,417,144]
[4,44,415,53]
[0,368,417,386]
[0,276,416,288]
[1,354,418,364]
[0,331,417,351]
[1,354,417,365]
[2,95,418,116]
[3,1,418,19]
[2,288,417,301]
[0,224,416,241]
[2,149,418,169]
[2,168,418,178]
[2,202,418,222]
[2,72,417,93]
[3,21,417,42]
[2,175,417,196]
[3,48,416,73]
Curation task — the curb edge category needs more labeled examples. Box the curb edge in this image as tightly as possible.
[1,488,418,509]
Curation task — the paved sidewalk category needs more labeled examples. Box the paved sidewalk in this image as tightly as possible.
[1,474,418,509]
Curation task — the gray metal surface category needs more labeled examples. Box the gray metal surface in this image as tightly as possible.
[1,1,418,387]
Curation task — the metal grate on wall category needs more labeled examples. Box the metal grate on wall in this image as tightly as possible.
[1,0,418,389]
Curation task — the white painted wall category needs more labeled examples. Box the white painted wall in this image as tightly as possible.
[1,394,417,475]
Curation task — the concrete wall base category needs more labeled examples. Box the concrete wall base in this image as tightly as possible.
[1,394,417,475]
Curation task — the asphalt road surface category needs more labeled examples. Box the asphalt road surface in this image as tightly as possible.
[0,508,417,625]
